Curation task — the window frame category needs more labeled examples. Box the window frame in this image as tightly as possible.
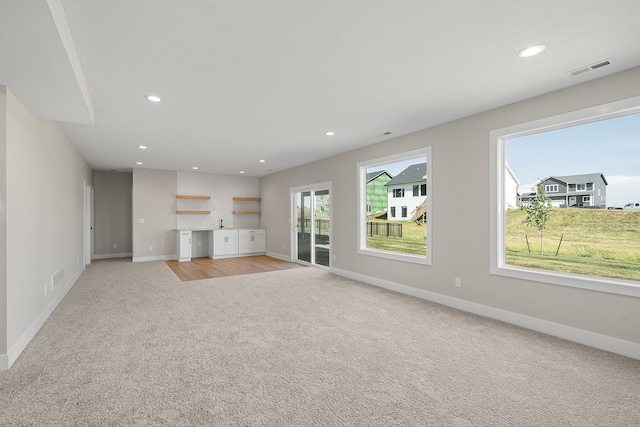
[490,95,640,298]
[357,147,432,265]
[545,184,559,193]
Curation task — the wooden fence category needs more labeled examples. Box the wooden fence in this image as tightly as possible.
[367,222,402,237]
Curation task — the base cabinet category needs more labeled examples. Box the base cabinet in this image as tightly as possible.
[213,229,239,257]
[178,231,192,262]
[238,229,266,254]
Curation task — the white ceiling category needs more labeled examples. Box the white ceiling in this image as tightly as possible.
[2,0,640,176]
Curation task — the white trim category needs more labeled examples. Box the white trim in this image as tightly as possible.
[93,252,132,260]
[211,252,265,260]
[132,254,176,262]
[266,251,291,262]
[490,95,640,297]
[3,265,85,371]
[330,267,640,360]
[357,147,432,265]
[289,182,333,267]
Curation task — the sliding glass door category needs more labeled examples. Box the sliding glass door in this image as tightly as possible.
[292,183,331,268]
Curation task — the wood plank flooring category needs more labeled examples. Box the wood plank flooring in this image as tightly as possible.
[165,255,305,282]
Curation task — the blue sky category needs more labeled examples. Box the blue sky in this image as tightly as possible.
[506,112,640,207]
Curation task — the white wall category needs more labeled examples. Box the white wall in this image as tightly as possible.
[2,87,92,369]
[132,168,177,262]
[259,67,640,352]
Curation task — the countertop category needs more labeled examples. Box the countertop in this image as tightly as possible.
[176,227,265,231]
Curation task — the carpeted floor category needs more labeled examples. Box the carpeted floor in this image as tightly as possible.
[1,258,639,426]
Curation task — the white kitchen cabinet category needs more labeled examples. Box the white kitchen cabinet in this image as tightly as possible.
[213,229,239,257]
[238,229,266,254]
[177,230,192,262]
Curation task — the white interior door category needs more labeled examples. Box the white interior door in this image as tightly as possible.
[84,181,94,266]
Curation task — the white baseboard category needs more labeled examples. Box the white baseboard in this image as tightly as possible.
[266,251,291,262]
[132,254,176,262]
[93,252,132,260]
[330,267,640,361]
[2,264,86,371]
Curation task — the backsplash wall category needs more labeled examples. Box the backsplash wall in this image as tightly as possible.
[176,171,260,229]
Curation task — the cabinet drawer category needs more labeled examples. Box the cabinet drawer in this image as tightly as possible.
[238,229,266,235]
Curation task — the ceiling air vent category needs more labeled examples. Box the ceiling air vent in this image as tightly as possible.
[568,58,615,77]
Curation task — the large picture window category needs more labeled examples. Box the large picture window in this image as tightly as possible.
[357,147,432,265]
[490,96,640,297]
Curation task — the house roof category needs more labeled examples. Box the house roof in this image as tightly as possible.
[366,170,393,183]
[385,163,427,186]
[545,173,608,186]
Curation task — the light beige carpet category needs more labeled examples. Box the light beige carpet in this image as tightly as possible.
[1,258,639,426]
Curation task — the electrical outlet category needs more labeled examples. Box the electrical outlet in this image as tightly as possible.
[455,277,462,287]
[149,245,153,251]
[113,243,118,249]
[333,254,336,261]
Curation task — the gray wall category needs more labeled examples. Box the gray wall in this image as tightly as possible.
[0,87,7,356]
[259,67,640,346]
[132,168,177,261]
[93,171,132,258]
[1,87,92,367]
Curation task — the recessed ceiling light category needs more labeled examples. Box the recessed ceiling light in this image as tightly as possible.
[259,159,266,163]
[192,166,198,170]
[138,145,147,149]
[325,131,335,136]
[518,45,546,58]
[136,161,143,165]
[145,95,161,102]
[239,171,245,174]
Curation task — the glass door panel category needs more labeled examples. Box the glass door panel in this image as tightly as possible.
[314,189,330,267]
[296,191,311,263]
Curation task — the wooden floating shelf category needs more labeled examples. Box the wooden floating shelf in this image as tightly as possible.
[177,210,211,215]
[232,211,262,215]
[177,195,210,200]
[232,197,262,201]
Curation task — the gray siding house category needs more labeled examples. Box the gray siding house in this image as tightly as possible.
[520,173,608,208]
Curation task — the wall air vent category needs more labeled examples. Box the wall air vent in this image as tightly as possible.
[51,267,64,290]
[568,58,615,77]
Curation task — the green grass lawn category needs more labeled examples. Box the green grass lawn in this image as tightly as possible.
[506,208,640,281]
[366,220,426,255]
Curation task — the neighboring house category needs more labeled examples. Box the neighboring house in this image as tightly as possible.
[385,163,427,221]
[314,192,330,218]
[505,163,520,209]
[519,173,608,207]
[366,170,393,216]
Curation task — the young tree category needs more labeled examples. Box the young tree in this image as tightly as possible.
[524,182,552,255]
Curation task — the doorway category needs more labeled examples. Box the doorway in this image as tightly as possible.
[291,183,331,268]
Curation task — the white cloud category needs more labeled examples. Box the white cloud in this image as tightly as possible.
[606,176,640,207]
